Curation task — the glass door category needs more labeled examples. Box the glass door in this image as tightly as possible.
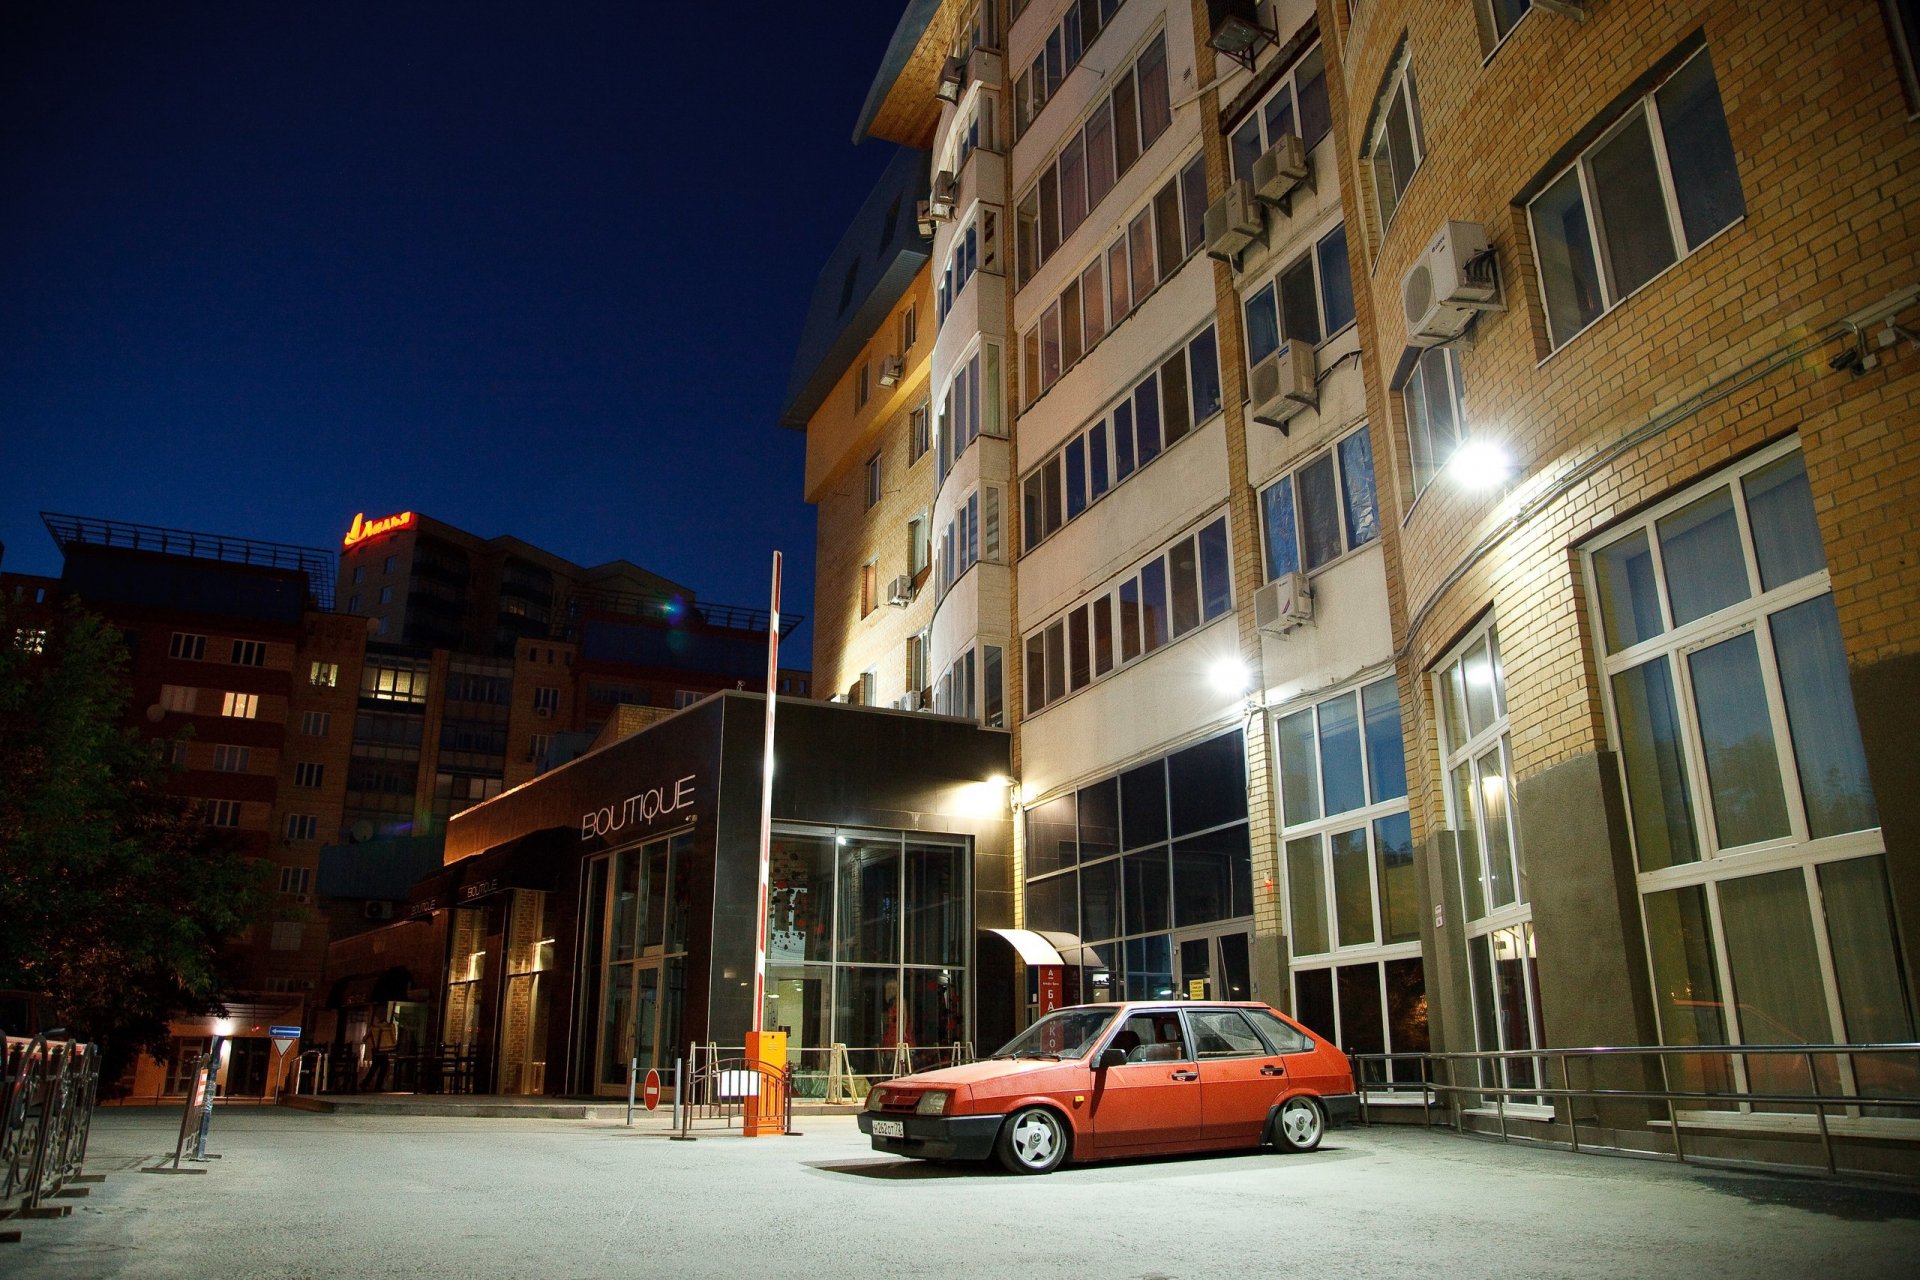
[1174,928,1252,1002]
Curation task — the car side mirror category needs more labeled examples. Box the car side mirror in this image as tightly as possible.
[1096,1047,1128,1070]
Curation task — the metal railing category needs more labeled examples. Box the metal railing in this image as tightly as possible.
[784,1042,977,1103]
[678,1046,793,1137]
[2,1034,101,1228]
[1349,1042,1920,1180]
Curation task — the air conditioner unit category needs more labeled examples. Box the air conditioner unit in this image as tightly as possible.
[1248,341,1318,429]
[1203,179,1263,263]
[1255,572,1314,636]
[295,892,313,905]
[365,900,395,921]
[893,694,917,711]
[535,705,552,718]
[915,199,937,239]
[886,574,914,606]
[929,171,959,220]
[878,355,904,387]
[1252,134,1311,211]
[936,56,967,103]
[1402,220,1501,345]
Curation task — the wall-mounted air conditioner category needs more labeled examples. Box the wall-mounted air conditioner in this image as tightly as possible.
[879,355,905,387]
[1255,572,1313,636]
[365,900,395,921]
[936,56,967,103]
[1249,341,1317,429]
[1203,178,1263,263]
[1403,220,1501,346]
[930,171,959,221]
[915,199,937,239]
[886,575,914,606]
[1252,134,1311,212]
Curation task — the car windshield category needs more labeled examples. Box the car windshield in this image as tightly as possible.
[990,1008,1116,1060]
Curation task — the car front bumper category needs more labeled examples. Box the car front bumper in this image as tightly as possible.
[857,1111,1005,1161]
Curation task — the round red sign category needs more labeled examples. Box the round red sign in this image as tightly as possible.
[643,1069,662,1111]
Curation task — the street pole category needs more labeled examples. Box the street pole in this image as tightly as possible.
[744,551,787,1136]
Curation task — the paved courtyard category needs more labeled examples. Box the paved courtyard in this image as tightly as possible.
[9,1105,1919,1278]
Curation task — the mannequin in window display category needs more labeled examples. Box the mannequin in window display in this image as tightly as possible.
[882,978,900,1049]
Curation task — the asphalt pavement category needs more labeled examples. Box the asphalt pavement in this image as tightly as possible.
[8,1105,1919,1278]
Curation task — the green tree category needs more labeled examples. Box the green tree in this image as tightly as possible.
[0,598,269,1075]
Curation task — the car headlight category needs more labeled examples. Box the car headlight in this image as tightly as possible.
[865,1086,883,1111]
[915,1090,951,1116]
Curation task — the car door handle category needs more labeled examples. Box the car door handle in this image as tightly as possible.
[1261,1065,1286,1076]
[1171,1070,1199,1082]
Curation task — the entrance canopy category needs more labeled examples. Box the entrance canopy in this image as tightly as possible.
[983,927,1065,967]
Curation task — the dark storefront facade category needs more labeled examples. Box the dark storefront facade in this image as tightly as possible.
[427,693,1012,1096]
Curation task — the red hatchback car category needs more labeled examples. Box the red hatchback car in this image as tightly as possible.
[858,1001,1358,1174]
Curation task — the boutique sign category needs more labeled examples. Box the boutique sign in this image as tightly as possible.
[581,773,698,841]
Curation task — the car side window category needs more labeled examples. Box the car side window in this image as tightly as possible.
[1115,1011,1192,1063]
[1185,1009,1268,1058]
[1247,1008,1315,1055]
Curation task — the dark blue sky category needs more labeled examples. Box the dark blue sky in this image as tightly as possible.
[1,1,908,666]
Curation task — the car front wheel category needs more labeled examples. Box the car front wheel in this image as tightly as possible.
[1272,1096,1325,1153]
[995,1106,1067,1174]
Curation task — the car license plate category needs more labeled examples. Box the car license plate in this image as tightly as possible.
[871,1119,905,1138]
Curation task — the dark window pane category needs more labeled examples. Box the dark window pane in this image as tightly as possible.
[1362,678,1408,802]
[1134,373,1162,463]
[1093,595,1114,675]
[1279,254,1321,345]
[1079,779,1120,860]
[1124,847,1171,933]
[1026,632,1046,712]
[1589,111,1677,299]
[1112,72,1140,174]
[1039,165,1060,260]
[1136,34,1171,146]
[905,841,966,965]
[1199,517,1231,620]
[1654,50,1744,249]
[1180,155,1207,255]
[1245,282,1281,367]
[1337,964,1385,1055]
[1043,455,1064,536]
[1159,349,1190,445]
[1592,528,1665,652]
[1113,400,1136,478]
[1296,48,1330,150]
[1085,96,1116,208]
[1278,708,1321,826]
[1068,604,1091,690]
[1375,813,1419,944]
[1644,884,1726,1050]
[1658,486,1749,626]
[1188,325,1222,422]
[836,836,900,963]
[1688,632,1790,848]
[1612,657,1700,871]
[1027,792,1078,875]
[1120,759,1167,849]
[1772,594,1877,838]
[1174,824,1251,927]
[1080,858,1121,942]
[1045,621,1067,703]
[1744,451,1825,591]
[1124,934,1173,1001]
[1317,224,1354,333]
[1294,967,1335,1041]
[1065,437,1087,520]
[1261,474,1299,581]
[1169,731,1247,835]
[1532,166,1603,346]
[1168,534,1200,636]
[1140,558,1169,652]
[1287,835,1327,956]
[1298,451,1342,569]
[1089,421,1110,500]
[1025,871,1076,936]
[1119,579,1142,662]
[1231,114,1263,183]
[1318,692,1366,816]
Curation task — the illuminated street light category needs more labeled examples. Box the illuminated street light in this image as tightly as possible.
[1209,655,1252,696]
[1452,439,1513,489]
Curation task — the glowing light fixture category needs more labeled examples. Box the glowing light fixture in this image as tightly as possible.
[1451,440,1513,489]
[1209,656,1252,696]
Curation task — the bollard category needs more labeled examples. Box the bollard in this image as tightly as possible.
[626,1057,637,1127]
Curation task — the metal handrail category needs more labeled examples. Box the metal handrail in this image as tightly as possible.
[2,1034,101,1221]
[1349,1042,1920,1180]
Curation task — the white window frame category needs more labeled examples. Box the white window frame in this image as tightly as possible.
[1363,49,1425,237]
[212,744,250,773]
[220,691,259,720]
[1472,0,1535,61]
[169,632,207,661]
[1402,346,1465,498]
[1226,39,1332,183]
[1256,423,1380,582]
[1240,219,1356,371]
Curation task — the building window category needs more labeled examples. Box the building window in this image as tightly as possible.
[1258,425,1380,581]
[285,813,318,841]
[532,685,559,718]
[169,632,207,661]
[1015,28,1173,286]
[384,555,397,574]
[220,692,259,719]
[13,627,47,653]
[901,304,918,351]
[203,798,243,828]
[365,662,429,703]
[937,343,1005,488]
[165,1039,210,1094]
[906,632,929,704]
[1434,622,1545,1099]
[353,566,365,585]
[1020,152,1208,407]
[1227,42,1332,182]
[529,733,552,767]
[309,661,339,687]
[1529,45,1744,350]
[378,585,394,605]
[856,360,871,411]
[909,402,931,464]
[866,453,883,509]
[294,762,325,788]
[1243,223,1355,369]
[300,710,331,737]
[1890,0,1920,111]
[1011,0,1125,139]
[1023,324,1223,553]
[673,690,701,709]
[279,866,312,895]
[164,739,189,768]
[1276,677,1424,1075]
[230,640,266,667]
[1363,46,1425,234]
[1473,0,1532,54]
[212,745,250,773]
[1586,442,1912,1076]
[1025,513,1233,716]
[348,594,362,612]
[270,921,303,951]
[860,561,880,618]
[908,515,931,580]
[161,684,197,713]
[1402,347,1464,496]
[1023,731,1253,1004]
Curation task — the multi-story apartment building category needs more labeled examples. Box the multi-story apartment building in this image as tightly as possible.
[783,148,940,711]
[1332,0,1920,1086]
[4,514,363,1098]
[813,0,1920,1130]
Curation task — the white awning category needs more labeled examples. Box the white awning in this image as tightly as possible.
[1036,931,1110,970]
[982,927,1066,967]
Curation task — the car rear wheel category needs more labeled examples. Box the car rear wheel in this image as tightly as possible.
[1272,1096,1324,1153]
[995,1106,1067,1174]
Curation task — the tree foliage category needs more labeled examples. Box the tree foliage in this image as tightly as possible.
[0,597,270,1069]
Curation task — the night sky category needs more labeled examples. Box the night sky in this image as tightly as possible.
[1,1,910,665]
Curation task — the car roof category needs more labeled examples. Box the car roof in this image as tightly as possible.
[1050,1000,1275,1014]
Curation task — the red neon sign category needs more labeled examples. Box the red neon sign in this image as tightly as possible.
[343,510,414,549]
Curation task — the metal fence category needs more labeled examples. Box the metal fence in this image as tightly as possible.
[1349,1042,1920,1180]
[678,1046,793,1137]
[2,1034,101,1229]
